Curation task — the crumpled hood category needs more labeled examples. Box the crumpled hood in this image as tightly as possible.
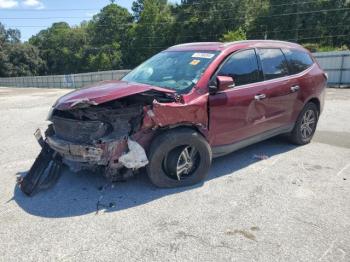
[54,80,175,110]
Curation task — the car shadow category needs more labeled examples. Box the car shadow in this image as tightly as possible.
[13,136,296,218]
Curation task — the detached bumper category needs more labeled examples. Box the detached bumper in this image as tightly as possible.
[44,129,149,172]
[18,130,64,196]
[31,126,150,184]
[46,135,104,163]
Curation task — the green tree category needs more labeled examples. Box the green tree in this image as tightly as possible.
[0,22,44,77]
[220,28,247,42]
[3,0,349,77]
[248,0,350,48]
[132,0,144,21]
[0,23,20,44]
[85,43,122,71]
[87,3,133,68]
[29,22,89,74]
[6,29,21,43]
[172,0,250,43]
[88,3,132,46]
[127,0,174,66]
[3,43,44,77]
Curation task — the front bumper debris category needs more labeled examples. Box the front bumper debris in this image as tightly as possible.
[18,129,64,196]
[46,135,104,163]
[119,139,149,169]
[19,126,151,196]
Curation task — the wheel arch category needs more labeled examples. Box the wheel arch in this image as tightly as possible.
[145,124,209,153]
[156,123,208,139]
[306,97,321,115]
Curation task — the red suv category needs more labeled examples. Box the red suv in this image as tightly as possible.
[20,40,326,195]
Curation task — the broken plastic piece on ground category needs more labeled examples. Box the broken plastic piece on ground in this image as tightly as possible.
[95,183,117,214]
[96,201,116,214]
[18,143,63,196]
[292,178,303,186]
[253,154,269,160]
[119,139,149,169]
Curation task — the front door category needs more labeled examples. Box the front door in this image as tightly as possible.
[209,49,268,146]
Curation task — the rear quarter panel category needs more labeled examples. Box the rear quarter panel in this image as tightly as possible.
[291,63,326,122]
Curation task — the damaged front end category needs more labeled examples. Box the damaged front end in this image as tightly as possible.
[19,89,175,196]
[18,129,64,196]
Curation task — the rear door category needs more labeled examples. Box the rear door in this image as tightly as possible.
[256,48,300,129]
[209,49,269,146]
[282,48,317,120]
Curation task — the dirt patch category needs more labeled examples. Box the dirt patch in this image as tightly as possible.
[226,229,257,241]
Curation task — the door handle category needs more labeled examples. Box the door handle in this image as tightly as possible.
[291,85,300,92]
[254,94,266,101]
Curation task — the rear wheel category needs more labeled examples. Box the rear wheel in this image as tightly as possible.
[147,128,212,188]
[289,102,319,145]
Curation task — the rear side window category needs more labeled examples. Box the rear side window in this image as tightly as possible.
[258,48,289,80]
[217,49,260,86]
[282,49,314,74]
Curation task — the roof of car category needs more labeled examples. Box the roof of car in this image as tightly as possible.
[167,40,305,52]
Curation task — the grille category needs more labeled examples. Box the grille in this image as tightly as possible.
[52,116,109,144]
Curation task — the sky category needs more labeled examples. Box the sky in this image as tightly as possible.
[0,0,178,41]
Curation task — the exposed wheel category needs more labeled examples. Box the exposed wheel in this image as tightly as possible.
[289,102,319,145]
[147,128,212,188]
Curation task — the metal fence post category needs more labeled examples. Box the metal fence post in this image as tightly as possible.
[339,54,345,88]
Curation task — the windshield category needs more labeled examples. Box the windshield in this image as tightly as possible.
[122,51,219,94]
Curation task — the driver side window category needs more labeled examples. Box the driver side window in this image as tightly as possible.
[218,49,261,87]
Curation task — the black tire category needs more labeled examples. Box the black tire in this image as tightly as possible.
[289,102,319,145]
[146,128,212,188]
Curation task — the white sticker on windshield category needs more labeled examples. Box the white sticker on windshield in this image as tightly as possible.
[192,53,215,59]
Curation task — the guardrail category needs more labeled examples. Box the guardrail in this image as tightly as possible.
[0,70,131,89]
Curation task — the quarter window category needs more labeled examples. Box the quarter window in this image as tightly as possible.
[258,48,289,80]
[217,49,260,86]
[282,49,314,74]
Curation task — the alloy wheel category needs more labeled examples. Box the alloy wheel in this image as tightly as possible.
[300,109,316,139]
[163,145,199,181]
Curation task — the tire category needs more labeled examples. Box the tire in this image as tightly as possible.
[289,102,319,145]
[146,128,212,188]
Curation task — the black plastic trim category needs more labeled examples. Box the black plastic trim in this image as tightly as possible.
[212,124,294,158]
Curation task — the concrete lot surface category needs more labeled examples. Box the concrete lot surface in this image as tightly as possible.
[0,87,349,262]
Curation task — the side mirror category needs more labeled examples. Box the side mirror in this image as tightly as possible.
[217,75,235,91]
[208,76,235,95]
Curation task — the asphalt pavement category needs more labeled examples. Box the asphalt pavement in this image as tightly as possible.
[0,87,349,262]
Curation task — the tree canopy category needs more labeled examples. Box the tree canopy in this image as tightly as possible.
[0,22,44,77]
[0,0,349,77]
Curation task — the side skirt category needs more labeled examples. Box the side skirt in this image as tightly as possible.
[212,124,294,158]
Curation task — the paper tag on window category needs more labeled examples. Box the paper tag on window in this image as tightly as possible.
[192,53,215,59]
[190,59,201,65]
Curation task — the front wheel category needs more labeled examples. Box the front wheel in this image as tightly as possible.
[147,128,212,188]
[289,102,319,145]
